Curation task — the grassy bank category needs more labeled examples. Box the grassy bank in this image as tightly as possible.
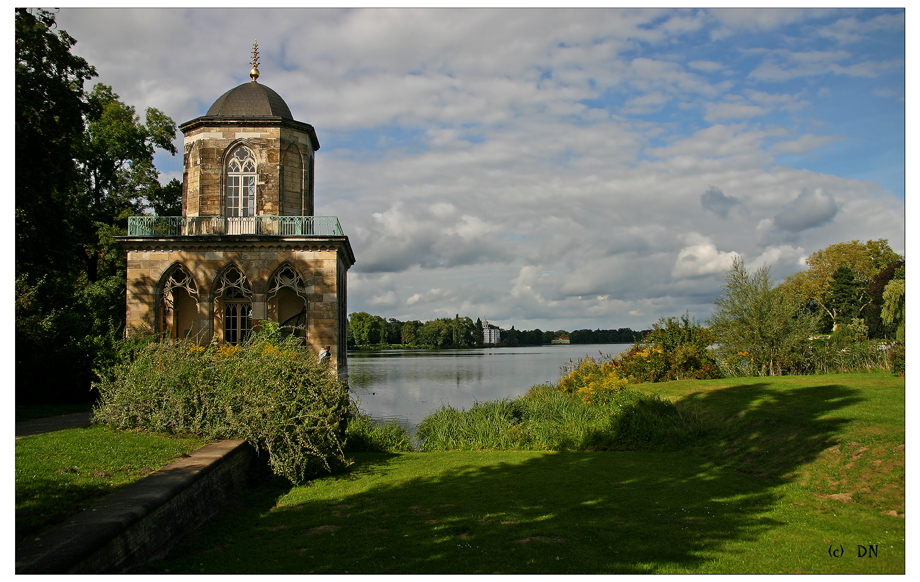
[146,372,903,574]
[15,425,207,543]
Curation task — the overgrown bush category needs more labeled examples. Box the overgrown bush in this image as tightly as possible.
[803,319,895,375]
[710,258,819,376]
[558,356,629,403]
[614,314,721,382]
[888,343,905,376]
[93,324,350,484]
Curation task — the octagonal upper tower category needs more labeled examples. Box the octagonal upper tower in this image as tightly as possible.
[179,44,319,219]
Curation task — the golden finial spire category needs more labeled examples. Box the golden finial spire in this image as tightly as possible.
[250,40,260,82]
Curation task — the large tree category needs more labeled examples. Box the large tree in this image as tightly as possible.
[77,83,177,282]
[15,7,97,279]
[866,260,905,338]
[710,257,819,376]
[348,312,387,346]
[781,239,902,333]
[881,278,906,344]
[15,9,178,403]
[825,265,869,329]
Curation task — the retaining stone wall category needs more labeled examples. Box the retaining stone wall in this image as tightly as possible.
[15,439,257,574]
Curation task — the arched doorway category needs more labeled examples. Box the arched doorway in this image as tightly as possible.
[161,265,199,339]
[267,264,309,342]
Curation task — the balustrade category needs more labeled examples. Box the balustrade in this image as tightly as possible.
[127,216,344,237]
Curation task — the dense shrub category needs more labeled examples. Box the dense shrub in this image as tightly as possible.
[614,314,721,383]
[557,356,629,403]
[807,340,892,374]
[93,324,350,484]
[802,319,895,375]
[888,343,905,376]
[710,258,819,376]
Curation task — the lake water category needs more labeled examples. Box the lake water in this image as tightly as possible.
[346,343,630,429]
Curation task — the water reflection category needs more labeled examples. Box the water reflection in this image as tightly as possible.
[347,344,630,430]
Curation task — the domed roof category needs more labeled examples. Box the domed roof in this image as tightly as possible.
[206,81,293,119]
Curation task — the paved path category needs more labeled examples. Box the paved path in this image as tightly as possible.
[15,412,94,439]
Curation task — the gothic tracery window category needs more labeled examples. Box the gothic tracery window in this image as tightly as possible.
[215,266,253,345]
[161,266,199,339]
[225,145,257,218]
[268,265,309,340]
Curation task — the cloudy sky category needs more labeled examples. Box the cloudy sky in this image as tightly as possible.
[53,6,905,332]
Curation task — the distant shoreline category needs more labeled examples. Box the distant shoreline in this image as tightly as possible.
[348,342,634,352]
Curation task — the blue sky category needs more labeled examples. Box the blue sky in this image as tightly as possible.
[52,7,906,331]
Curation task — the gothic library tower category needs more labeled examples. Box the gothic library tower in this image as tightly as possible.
[119,43,355,373]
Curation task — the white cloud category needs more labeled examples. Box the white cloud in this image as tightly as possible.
[672,235,740,280]
[749,245,808,271]
[770,134,840,154]
[816,12,905,44]
[704,101,771,121]
[49,7,904,330]
[708,8,831,34]
[620,91,671,115]
[871,88,904,100]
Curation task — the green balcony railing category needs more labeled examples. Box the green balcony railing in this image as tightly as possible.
[127,216,345,237]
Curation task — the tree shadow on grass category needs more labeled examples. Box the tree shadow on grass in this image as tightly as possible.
[149,382,867,574]
[16,473,147,544]
[674,382,865,481]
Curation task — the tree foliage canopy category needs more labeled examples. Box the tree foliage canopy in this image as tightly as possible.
[881,279,905,343]
[710,257,819,376]
[15,9,177,403]
[16,7,97,278]
[780,239,902,334]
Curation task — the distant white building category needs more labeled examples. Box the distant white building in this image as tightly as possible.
[482,319,501,345]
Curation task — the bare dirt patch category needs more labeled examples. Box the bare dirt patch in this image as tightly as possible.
[817,492,853,503]
[514,535,566,544]
[257,524,291,532]
[305,525,340,535]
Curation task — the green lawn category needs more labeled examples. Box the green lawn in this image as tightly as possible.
[15,424,207,543]
[146,372,904,574]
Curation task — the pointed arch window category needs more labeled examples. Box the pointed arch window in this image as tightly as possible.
[161,266,199,339]
[268,265,309,340]
[225,145,257,218]
[223,288,253,345]
[215,266,253,345]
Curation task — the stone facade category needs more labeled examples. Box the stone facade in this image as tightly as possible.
[181,121,317,218]
[121,237,354,370]
[119,75,354,374]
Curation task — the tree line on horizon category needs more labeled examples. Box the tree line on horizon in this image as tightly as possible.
[348,238,905,353]
[347,311,648,349]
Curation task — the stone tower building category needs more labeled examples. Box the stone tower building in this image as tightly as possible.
[119,44,355,373]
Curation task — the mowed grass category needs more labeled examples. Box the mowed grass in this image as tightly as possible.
[146,372,903,574]
[15,425,207,543]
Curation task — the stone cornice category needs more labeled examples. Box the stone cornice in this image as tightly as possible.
[179,116,320,151]
[117,235,356,267]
